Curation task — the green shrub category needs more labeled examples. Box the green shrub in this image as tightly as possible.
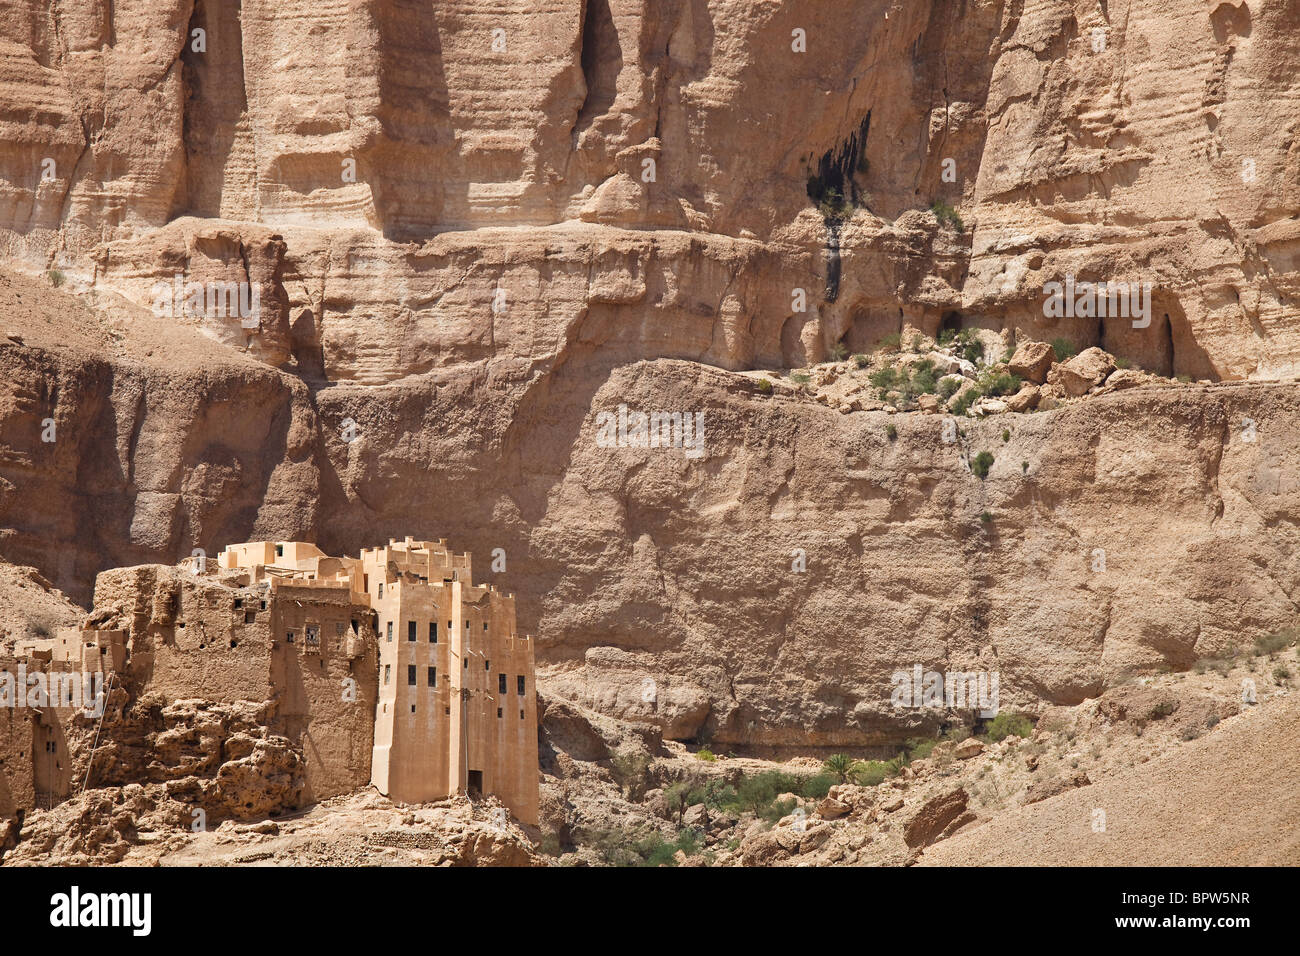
[48,269,65,288]
[828,342,849,362]
[878,332,902,351]
[930,200,965,233]
[610,749,653,799]
[980,511,993,524]
[791,372,811,385]
[972,450,994,479]
[983,712,1034,742]
[979,370,1022,397]
[734,771,800,813]
[1274,665,1291,681]
[1114,356,1132,369]
[761,797,798,823]
[869,367,902,393]
[1050,337,1079,361]
[756,378,773,394]
[801,773,836,800]
[910,334,924,352]
[938,378,961,401]
[952,329,982,365]
[903,737,938,761]
[852,353,869,369]
[1021,461,1029,473]
[950,387,980,416]
[815,185,853,221]
[662,781,692,825]
[851,762,889,787]
[909,358,939,395]
[1001,428,1010,443]
[585,825,703,867]
[695,748,716,762]
[886,423,898,441]
[1254,629,1297,656]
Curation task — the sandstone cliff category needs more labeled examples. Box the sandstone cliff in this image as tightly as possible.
[1,0,1298,749]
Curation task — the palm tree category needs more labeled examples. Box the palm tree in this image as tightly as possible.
[823,753,856,784]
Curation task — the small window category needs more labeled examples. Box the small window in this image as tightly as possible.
[498,673,507,694]
[384,664,391,685]
[244,611,255,624]
[483,622,489,632]
[407,620,416,642]
[260,600,267,611]
[520,709,525,720]
[484,659,490,671]
[411,704,416,714]
[463,657,468,669]
[386,621,393,642]
[234,598,243,609]
[497,707,503,718]
[447,620,452,631]
[378,583,384,599]
[517,675,525,695]
[286,631,294,643]
[427,666,436,687]
[407,665,416,685]
[445,706,450,715]
[275,544,284,557]
[336,622,346,636]
[429,622,437,643]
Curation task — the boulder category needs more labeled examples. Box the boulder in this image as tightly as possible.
[1105,368,1147,390]
[1005,385,1041,413]
[954,738,984,759]
[903,788,971,848]
[816,796,851,819]
[799,824,833,854]
[1049,347,1115,397]
[1025,772,1091,805]
[923,352,963,376]
[1008,341,1056,383]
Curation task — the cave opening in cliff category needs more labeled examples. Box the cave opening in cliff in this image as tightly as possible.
[941,311,963,335]
[575,0,622,137]
[806,111,871,218]
[1163,314,1176,375]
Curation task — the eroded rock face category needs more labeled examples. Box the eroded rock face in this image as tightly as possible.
[5,327,1300,749]
[2,1,1300,755]
[1,0,1297,380]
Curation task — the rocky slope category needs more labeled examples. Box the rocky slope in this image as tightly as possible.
[1,0,1298,757]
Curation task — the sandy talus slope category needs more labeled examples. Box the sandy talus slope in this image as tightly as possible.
[921,693,1300,866]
